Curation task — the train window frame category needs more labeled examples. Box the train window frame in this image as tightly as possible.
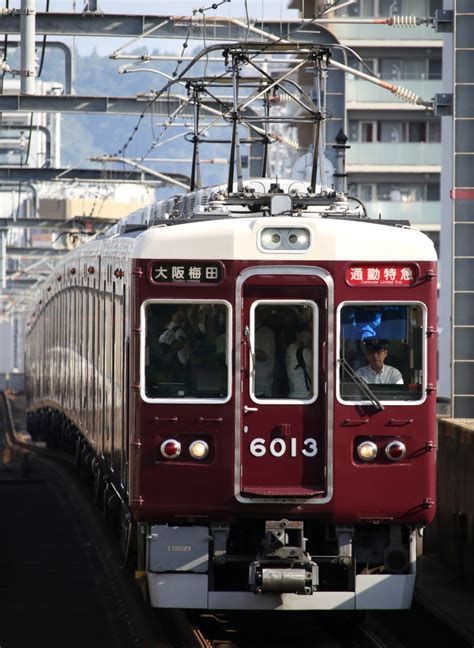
[336,300,428,406]
[249,299,319,406]
[140,298,232,404]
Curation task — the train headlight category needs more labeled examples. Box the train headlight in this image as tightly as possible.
[385,440,406,462]
[356,440,378,462]
[261,228,282,249]
[189,440,209,460]
[160,439,181,459]
[260,228,310,252]
[288,228,310,250]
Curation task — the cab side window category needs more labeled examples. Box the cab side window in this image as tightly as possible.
[339,303,425,402]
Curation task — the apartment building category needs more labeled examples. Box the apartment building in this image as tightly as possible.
[289,0,444,254]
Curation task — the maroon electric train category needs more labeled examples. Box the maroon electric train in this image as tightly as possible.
[25,178,437,610]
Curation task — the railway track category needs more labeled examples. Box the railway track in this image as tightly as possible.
[184,607,471,647]
[182,610,403,647]
[0,390,173,648]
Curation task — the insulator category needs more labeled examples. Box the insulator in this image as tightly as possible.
[271,133,300,150]
[390,15,418,27]
[392,86,421,106]
[269,94,294,104]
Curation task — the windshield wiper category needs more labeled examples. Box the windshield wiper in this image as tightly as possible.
[338,358,384,412]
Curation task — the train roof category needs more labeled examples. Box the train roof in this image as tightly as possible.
[58,179,437,265]
[130,215,437,262]
[100,178,405,237]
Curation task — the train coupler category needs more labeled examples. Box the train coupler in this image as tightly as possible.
[249,561,318,595]
[249,519,318,594]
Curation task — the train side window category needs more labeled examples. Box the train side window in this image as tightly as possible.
[142,301,230,401]
[250,301,318,403]
[338,303,426,403]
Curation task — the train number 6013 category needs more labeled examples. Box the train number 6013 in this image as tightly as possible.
[249,437,318,458]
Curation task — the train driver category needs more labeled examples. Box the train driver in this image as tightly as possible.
[355,338,403,385]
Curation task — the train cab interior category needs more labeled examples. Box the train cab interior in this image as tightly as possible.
[338,303,425,403]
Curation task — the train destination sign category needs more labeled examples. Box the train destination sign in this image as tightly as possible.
[346,264,416,287]
[151,262,223,284]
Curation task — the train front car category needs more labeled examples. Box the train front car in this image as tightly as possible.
[130,179,437,611]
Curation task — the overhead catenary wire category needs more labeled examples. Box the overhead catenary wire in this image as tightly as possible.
[112,5,359,175]
[112,1,234,166]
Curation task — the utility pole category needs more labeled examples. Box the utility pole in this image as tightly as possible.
[20,0,36,95]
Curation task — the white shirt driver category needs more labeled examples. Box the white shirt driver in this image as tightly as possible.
[355,364,403,385]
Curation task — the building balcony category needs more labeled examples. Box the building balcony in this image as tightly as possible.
[346,143,441,171]
[346,79,442,106]
[363,200,441,225]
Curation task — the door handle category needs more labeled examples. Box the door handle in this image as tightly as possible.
[243,406,259,414]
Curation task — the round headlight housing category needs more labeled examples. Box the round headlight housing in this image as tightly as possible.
[160,439,181,459]
[356,440,378,462]
[189,440,209,460]
[288,228,310,249]
[260,228,282,250]
[385,440,406,462]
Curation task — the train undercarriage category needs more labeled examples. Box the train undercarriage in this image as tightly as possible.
[143,518,419,610]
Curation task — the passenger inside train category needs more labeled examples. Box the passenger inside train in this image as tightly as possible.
[144,302,229,399]
[253,302,315,401]
[285,320,313,399]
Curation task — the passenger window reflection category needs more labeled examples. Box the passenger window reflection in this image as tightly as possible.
[145,302,228,399]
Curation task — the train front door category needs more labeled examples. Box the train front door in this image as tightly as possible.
[237,268,330,500]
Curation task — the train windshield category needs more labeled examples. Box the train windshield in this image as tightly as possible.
[338,303,426,403]
[143,301,230,401]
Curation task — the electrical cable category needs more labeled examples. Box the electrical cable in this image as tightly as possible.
[22,113,34,167]
[37,0,50,78]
